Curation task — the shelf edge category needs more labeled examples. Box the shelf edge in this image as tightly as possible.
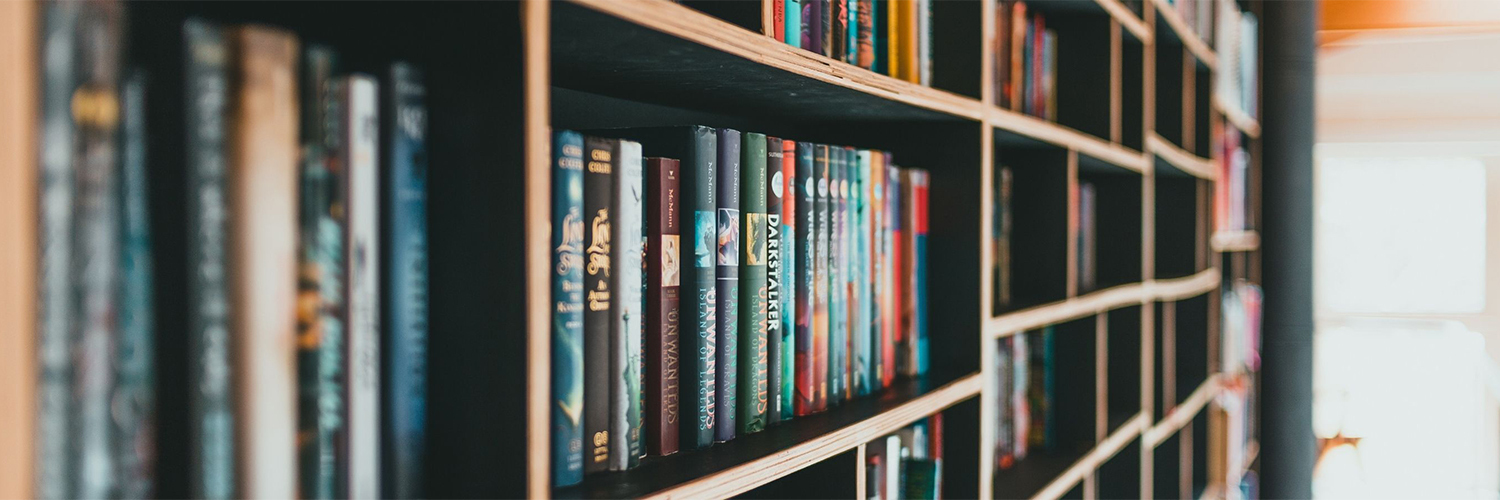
[643,373,983,500]
[1210,230,1259,253]
[990,282,1148,337]
[1033,413,1148,500]
[1149,268,1220,302]
[1095,0,1153,43]
[1213,95,1261,139]
[1149,0,1218,67]
[1148,133,1216,180]
[991,108,1149,173]
[1143,374,1221,447]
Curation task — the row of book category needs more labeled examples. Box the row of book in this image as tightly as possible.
[992,1,1058,120]
[990,166,1098,314]
[32,4,430,498]
[551,128,931,485]
[993,329,1058,471]
[1219,280,1261,498]
[772,0,933,86]
[1214,122,1251,232]
[1221,280,1262,375]
[864,416,945,500]
[1165,0,1216,44]
[1214,0,1259,119]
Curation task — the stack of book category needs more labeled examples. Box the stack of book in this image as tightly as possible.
[32,6,431,499]
[1214,0,1259,118]
[1167,0,1216,43]
[1213,122,1251,232]
[551,128,932,485]
[865,416,944,500]
[992,1,1058,120]
[773,0,934,86]
[993,328,1056,470]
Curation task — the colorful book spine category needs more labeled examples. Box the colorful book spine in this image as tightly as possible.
[1013,333,1030,460]
[843,148,859,397]
[912,169,929,375]
[764,138,784,426]
[229,25,299,498]
[827,148,846,404]
[868,153,886,390]
[183,18,236,499]
[645,157,681,456]
[995,166,1013,312]
[680,127,717,450]
[829,0,845,59]
[582,136,615,473]
[898,169,919,376]
[610,140,644,470]
[778,140,797,422]
[852,150,872,396]
[886,0,900,78]
[116,70,155,500]
[714,129,741,442]
[384,61,429,498]
[341,74,382,500]
[898,0,919,83]
[787,0,803,49]
[739,133,769,434]
[1010,2,1027,111]
[296,44,344,500]
[857,0,875,68]
[994,338,1014,469]
[918,0,932,86]
[812,145,830,412]
[1079,182,1096,293]
[887,165,904,380]
[804,0,823,55]
[551,132,586,485]
[773,0,786,41]
[847,0,860,62]
[793,143,817,416]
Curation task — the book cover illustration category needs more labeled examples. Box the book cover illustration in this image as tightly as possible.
[778,140,797,422]
[714,129,741,442]
[793,142,817,416]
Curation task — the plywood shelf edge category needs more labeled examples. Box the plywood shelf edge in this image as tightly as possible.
[1148,133,1216,180]
[1033,413,1149,500]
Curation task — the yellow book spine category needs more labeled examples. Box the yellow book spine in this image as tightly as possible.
[899,0,919,83]
[887,0,900,78]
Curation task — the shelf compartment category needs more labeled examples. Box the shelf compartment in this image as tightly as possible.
[1149,133,1216,180]
[1105,306,1142,433]
[1173,295,1211,414]
[734,447,858,499]
[1154,167,1210,280]
[561,372,980,499]
[1021,0,1152,43]
[1014,413,1145,500]
[1077,157,1144,293]
[992,143,1070,314]
[1153,428,1184,499]
[1149,0,1217,68]
[1097,439,1142,499]
[992,112,1148,174]
[1145,375,1219,447]
[554,0,984,122]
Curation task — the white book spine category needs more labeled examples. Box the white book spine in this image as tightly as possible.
[344,74,381,499]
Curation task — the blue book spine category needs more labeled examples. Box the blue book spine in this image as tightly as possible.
[386,62,429,496]
[827,148,846,404]
[714,129,742,442]
[787,0,803,49]
[550,131,586,485]
[779,142,796,422]
[117,70,155,500]
[851,150,871,396]
[847,0,860,62]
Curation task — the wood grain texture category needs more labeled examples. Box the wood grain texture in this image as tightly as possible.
[0,2,37,498]
[1148,133,1215,180]
[1149,268,1218,302]
[990,282,1146,337]
[524,0,552,497]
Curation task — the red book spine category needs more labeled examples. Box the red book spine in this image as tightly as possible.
[888,164,905,380]
[773,0,786,41]
[646,157,682,456]
[881,158,897,387]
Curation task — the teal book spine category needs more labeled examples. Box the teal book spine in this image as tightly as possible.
[851,150,872,396]
[787,0,803,49]
[847,0,860,62]
[384,61,430,499]
[764,139,785,426]
[738,133,769,434]
[714,129,742,442]
[116,70,155,500]
[683,128,718,450]
[550,131,586,485]
[778,140,796,422]
[610,140,644,470]
[827,148,847,404]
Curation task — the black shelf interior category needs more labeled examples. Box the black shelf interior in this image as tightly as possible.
[991,448,1088,500]
[1192,410,1211,498]
[1121,32,1146,152]
[1194,64,1213,158]
[1097,439,1142,499]
[1078,158,1144,292]
[992,141,1069,314]
[1153,157,1208,280]
[1152,33,1185,149]
[1106,306,1142,426]
[1052,318,1100,453]
[735,448,858,499]
[1154,429,1184,500]
[1176,295,1210,410]
[1048,11,1115,143]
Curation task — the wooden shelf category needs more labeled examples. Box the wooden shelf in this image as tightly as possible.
[561,372,981,499]
[1210,230,1260,252]
[1214,95,1261,139]
[990,268,1218,338]
[1149,268,1219,302]
[556,0,984,122]
[992,108,1150,174]
[1148,133,1216,180]
[1096,0,1153,42]
[1033,413,1148,500]
[1149,0,1217,67]
[1144,375,1220,447]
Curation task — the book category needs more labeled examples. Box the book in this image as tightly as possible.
[856,0,874,68]
[841,148,858,400]
[296,44,344,500]
[778,140,797,422]
[1078,182,1096,293]
[887,166,904,380]
[812,145,831,411]
[714,128,741,442]
[582,136,615,472]
[793,142,817,416]
[182,18,236,499]
[847,0,860,63]
[880,156,897,388]
[897,169,918,376]
[645,157,681,456]
[805,0,823,56]
[851,150,871,396]
[867,438,886,500]
[229,25,299,498]
[383,61,429,498]
[610,140,644,470]
[551,132,587,484]
[886,0,901,78]
[994,338,1014,469]
[899,0,919,83]
[738,133,769,434]
[1010,2,1027,111]
[829,0,845,59]
[340,74,382,500]
[910,169,928,376]
[1043,29,1056,121]
[871,0,885,74]
[827,148,847,404]
[773,0,785,42]
[116,70,155,500]
[994,166,1013,313]
[868,153,886,390]
[1012,333,1030,460]
[994,0,1010,108]
[765,138,784,426]
[786,0,803,49]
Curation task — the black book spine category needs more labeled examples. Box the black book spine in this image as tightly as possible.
[678,127,717,450]
[714,129,741,442]
[582,136,616,472]
[764,138,784,426]
[812,145,830,412]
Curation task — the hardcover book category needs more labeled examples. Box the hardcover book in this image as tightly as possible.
[764,138,784,426]
[383,61,430,497]
[582,136,615,472]
[296,45,344,500]
[793,142,817,416]
[646,157,682,456]
[738,133,768,434]
[910,168,929,375]
[340,74,382,500]
[773,0,786,42]
[804,0,823,56]
[811,144,831,412]
[551,131,587,484]
[851,150,872,396]
[887,165,904,380]
[827,148,847,404]
[868,152,887,390]
[787,0,803,49]
[610,140,644,470]
[898,168,918,377]
[778,140,797,422]
[715,128,741,442]
[183,19,236,499]
[857,0,874,68]
[229,25,300,498]
[117,71,155,500]
[846,0,860,62]
[829,0,845,59]
[994,166,1013,313]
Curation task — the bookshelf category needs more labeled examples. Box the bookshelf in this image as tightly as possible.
[0,0,1262,498]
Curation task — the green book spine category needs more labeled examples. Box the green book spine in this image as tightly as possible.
[738,134,769,434]
[827,148,847,405]
[852,150,872,396]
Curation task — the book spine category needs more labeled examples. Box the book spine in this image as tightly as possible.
[857,0,875,68]
[793,143,816,416]
[787,0,803,49]
[384,61,429,498]
[887,165,903,381]
[738,133,768,434]
[805,0,823,55]
[847,0,860,62]
[912,169,928,376]
[843,148,858,397]
[1080,183,1096,293]
[774,0,786,41]
[1010,2,1026,111]
[551,132,587,483]
[868,153,885,390]
[852,150,871,396]
[682,127,716,450]
[900,0,919,83]
[827,149,846,404]
[898,169,918,377]
[182,18,236,499]
[778,140,797,422]
[828,0,844,59]
[582,136,614,472]
[918,0,931,86]
[995,0,1009,109]
[296,44,344,500]
[645,157,681,456]
[996,167,1013,311]
[69,3,123,498]
[116,70,155,500]
[994,338,1014,469]
[342,74,381,499]
[872,0,885,74]
[714,129,741,442]
[609,140,644,470]
[886,0,900,78]
[1012,333,1029,460]
[229,25,300,499]
[764,139,784,426]
[811,145,830,412]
